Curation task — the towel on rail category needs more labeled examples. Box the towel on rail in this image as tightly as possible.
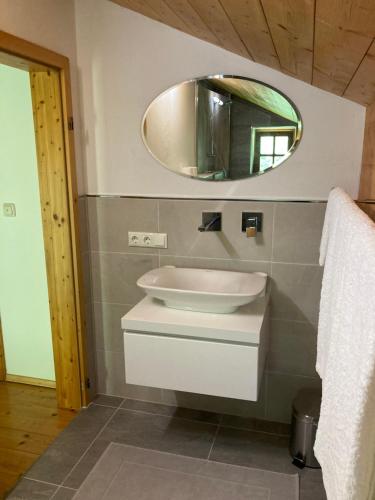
[315,187,375,500]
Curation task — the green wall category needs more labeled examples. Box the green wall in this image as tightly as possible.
[0,64,55,381]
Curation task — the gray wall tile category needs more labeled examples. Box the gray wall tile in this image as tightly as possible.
[79,210,97,396]
[273,202,326,264]
[93,302,131,352]
[96,349,163,402]
[123,383,163,403]
[91,252,158,304]
[268,320,318,378]
[266,372,321,423]
[270,263,323,325]
[160,255,270,274]
[81,252,93,305]
[85,300,97,399]
[159,200,274,260]
[162,381,266,420]
[220,201,274,261]
[87,197,158,253]
[96,349,126,397]
[86,196,324,423]
[78,196,89,254]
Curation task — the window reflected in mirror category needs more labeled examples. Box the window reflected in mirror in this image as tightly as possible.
[142,76,302,181]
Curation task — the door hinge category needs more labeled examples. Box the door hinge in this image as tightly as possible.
[68,116,74,131]
[85,377,91,389]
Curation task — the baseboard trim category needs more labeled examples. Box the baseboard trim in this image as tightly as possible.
[6,374,56,388]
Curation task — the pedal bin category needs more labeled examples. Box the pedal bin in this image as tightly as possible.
[289,387,321,469]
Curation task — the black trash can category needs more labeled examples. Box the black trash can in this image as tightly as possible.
[289,387,322,469]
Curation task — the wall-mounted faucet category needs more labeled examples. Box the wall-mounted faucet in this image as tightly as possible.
[198,212,222,232]
[242,212,262,238]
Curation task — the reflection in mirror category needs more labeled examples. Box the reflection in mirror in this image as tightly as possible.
[142,76,302,181]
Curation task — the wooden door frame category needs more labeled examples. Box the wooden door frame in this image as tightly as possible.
[0,30,89,409]
[0,319,5,381]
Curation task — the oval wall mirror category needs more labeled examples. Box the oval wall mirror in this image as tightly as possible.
[142,75,302,181]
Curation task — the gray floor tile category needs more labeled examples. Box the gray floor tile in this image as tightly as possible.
[210,426,297,474]
[121,399,221,424]
[100,408,217,458]
[92,394,124,408]
[74,443,298,500]
[64,409,217,489]
[105,461,270,500]
[12,398,326,499]
[221,415,291,436]
[63,438,110,489]
[7,478,57,499]
[26,405,115,485]
[51,487,77,499]
[299,468,327,500]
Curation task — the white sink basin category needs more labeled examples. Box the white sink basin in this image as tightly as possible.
[137,266,267,313]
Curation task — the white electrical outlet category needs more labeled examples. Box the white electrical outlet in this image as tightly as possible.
[128,231,167,249]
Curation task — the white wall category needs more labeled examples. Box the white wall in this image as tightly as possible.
[1,0,366,199]
[75,0,365,200]
[1,0,85,193]
[0,65,55,381]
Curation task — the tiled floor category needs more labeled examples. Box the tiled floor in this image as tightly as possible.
[74,444,299,500]
[7,396,327,500]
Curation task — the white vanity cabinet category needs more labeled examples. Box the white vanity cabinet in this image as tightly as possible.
[121,294,270,401]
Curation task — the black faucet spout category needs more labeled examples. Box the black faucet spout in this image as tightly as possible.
[198,212,222,232]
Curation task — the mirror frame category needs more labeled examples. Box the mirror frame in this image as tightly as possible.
[141,74,303,181]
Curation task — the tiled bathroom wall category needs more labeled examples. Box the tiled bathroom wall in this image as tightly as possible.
[82,196,325,423]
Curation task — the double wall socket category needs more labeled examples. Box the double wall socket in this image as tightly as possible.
[128,231,168,249]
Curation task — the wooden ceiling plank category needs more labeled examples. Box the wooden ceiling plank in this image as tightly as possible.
[313,0,375,96]
[113,0,200,34]
[359,101,375,199]
[143,0,193,32]
[220,0,280,70]
[343,40,375,106]
[260,0,315,83]
[112,0,222,47]
[187,0,251,58]
[163,0,220,45]
[211,77,298,121]
[111,0,162,23]
[110,0,375,107]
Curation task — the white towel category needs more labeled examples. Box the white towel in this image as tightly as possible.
[314,188,375,500]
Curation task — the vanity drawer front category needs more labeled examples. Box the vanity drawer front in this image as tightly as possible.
[124,332,260,401]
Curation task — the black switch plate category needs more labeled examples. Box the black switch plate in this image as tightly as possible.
[242,212,263,232]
